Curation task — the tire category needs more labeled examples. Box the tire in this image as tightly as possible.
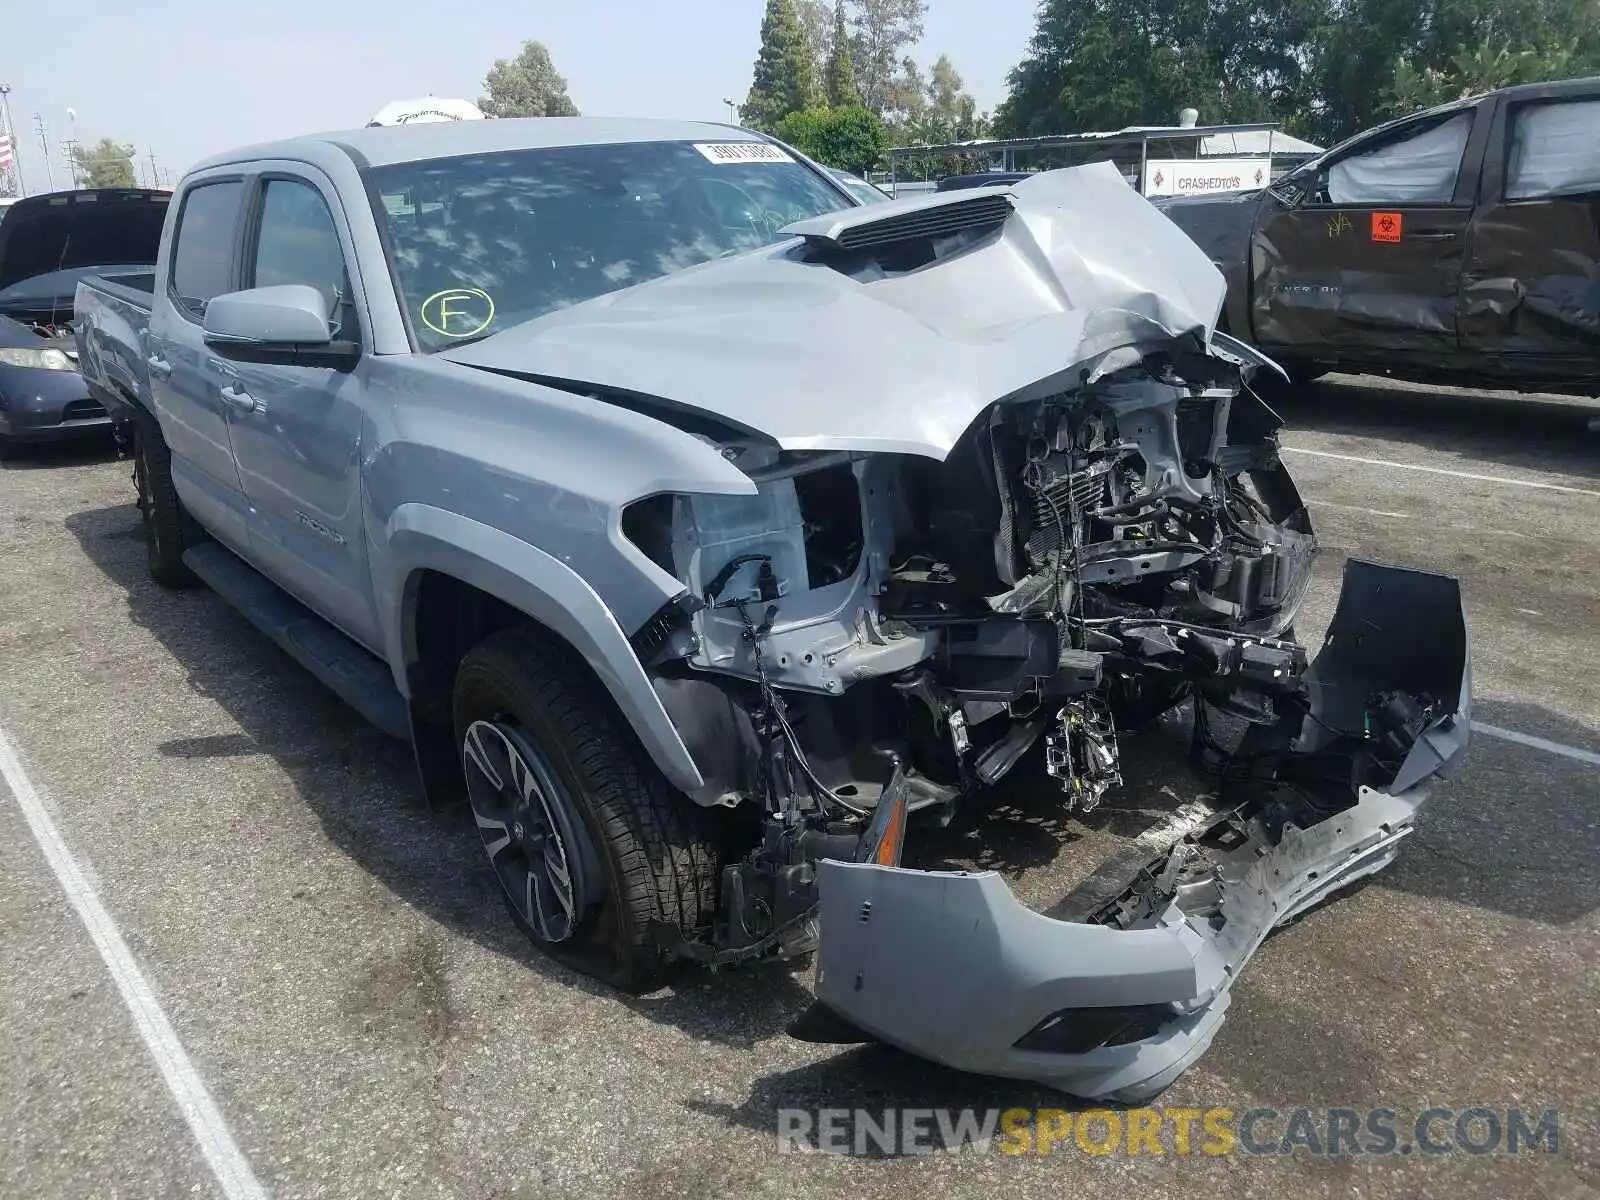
[1275,360,1326,387]
[452,625,720,992]
[133,411,203,588]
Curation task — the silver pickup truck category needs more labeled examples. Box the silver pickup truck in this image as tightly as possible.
[75,117,1471,1101]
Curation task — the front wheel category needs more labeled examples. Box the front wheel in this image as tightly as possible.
[1273,360,1327,387]
[452,626,721,992]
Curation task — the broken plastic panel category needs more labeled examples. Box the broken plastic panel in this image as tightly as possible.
[796,559,1470,1102]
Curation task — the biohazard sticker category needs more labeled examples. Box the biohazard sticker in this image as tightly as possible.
[1371,212,1403,243]
[693,142,794,165]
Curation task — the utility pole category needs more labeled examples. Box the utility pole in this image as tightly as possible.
[33,113,53,191]
[0,85,22,196]
[146,147,159,189]
[60,139,82,188]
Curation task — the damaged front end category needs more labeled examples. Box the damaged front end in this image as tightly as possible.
[794,558,1469,1101]
[623,334,1469,1095]
[555,170,1474,1098]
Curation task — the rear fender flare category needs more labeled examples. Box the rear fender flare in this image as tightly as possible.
[382,504,704,793]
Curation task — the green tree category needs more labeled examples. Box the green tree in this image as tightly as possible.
[798,0,833,71]
[1309,0,1600,139]
[995,0,1320,138]
[775,105,889,174]
[71,138,137,189]
[925,55,983,136]
[479,40,580,117]
[889,56,992,176]
[848,0,929,114]
[824,1,863,107]
[744,0,824,130]
[866,55,928,132]
[997,0,1600,147]
[1383,36,1578,114]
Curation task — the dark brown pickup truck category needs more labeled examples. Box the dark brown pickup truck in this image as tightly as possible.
[1158,77,1600,395]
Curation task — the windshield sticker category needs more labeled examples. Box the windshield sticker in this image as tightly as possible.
[693,142,794,165]
[421,287,495,338]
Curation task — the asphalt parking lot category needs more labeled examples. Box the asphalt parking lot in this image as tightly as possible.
[2,376,1597,1200]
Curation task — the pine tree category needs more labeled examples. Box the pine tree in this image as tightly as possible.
[743,0,822,130]
[824,1,863,108]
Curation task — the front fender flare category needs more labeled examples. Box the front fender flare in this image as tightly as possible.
[380,503,705,794]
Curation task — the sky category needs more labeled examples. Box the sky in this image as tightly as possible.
[0,0,1040,194]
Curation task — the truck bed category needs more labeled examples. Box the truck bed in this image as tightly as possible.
[74,271,156,418]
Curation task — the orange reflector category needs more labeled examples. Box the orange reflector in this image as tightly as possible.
[873,797,906,866]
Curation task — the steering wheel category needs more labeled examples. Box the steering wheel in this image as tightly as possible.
[697,177,778,241]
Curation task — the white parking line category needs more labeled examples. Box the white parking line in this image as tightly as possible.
[0,728,268,1200]
[1282,446,1600,499]
[1472,721,1600,769]
[1307,498,1414,519]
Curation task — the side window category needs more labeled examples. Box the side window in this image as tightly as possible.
[251,179,356,338]
[1319,113,1474,206]
[1506,100,1600,200]
[169,180,245,321]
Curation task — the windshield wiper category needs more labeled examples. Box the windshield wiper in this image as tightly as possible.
[437,330,497,351]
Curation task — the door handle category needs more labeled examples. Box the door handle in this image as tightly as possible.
[219,384,260,414]
[146,355,172,379]
[1410,231,1458,241]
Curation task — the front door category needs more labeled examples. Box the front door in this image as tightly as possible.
[148,176,252,552]
[1251,107,1484,364]
[1460,91,1600,383]
[222,172,380,650]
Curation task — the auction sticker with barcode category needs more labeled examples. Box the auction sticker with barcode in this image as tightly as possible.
[694,142,795,164]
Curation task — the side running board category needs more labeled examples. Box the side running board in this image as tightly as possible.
[183,543,411,740]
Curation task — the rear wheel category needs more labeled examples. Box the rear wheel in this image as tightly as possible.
[133,411,203,588]
[452,626,720,992]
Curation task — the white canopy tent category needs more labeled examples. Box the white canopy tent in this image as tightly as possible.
[367,97,487,127]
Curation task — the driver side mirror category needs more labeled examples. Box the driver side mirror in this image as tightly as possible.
[203,285,359,365]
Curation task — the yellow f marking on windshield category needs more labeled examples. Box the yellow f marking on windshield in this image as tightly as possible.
[421,287,495,338]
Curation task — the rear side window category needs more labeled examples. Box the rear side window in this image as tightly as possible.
[169,180,244,320]
[1506,100,1600,200]
[1324,113,1474,206]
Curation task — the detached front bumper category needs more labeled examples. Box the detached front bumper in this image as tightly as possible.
[801,560,1471,1102]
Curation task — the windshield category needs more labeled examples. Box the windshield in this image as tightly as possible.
[367,140,852,351]
[830,170,891,204]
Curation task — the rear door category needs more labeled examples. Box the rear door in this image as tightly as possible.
[1250,105,1487,363]
[1460,88,1600,378]
[222,169,380,650]
[147,176,252,552]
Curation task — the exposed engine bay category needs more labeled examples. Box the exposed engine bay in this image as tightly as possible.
[628,341,1330,956]
[619,325,1468,1100]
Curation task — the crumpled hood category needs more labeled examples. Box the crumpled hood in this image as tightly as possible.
[444,163,1226,460]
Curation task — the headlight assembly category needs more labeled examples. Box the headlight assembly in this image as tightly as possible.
[0,347,75,371]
